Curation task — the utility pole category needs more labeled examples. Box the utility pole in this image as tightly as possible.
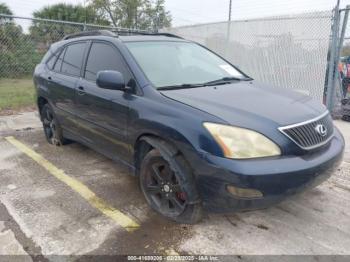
[83,0,87,31]
[228,0,232,21]
[226,0,232,46]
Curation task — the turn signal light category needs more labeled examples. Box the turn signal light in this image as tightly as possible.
[227,185,263,199]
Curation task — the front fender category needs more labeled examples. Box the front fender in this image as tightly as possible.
[128,94,226,160]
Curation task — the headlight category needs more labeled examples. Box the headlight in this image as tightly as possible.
[203,122,281,159]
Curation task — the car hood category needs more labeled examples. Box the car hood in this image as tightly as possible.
[160,81,327,128]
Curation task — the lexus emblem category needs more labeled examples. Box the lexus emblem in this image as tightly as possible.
[315,124,327,137]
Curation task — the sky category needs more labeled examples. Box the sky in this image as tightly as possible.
[3,0,350,27]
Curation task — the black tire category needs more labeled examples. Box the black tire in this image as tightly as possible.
[140,148,203,224]
[40,104,69,146]
[342,115,350,122]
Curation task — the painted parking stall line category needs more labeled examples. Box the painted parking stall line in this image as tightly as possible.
[5,136,140,232]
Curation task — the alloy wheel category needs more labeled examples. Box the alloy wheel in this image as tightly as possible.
[42,107,61,146]
[143,159,187,217]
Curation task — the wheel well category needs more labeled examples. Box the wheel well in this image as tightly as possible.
[134,139,153,176]
[134,134,180,176]
[134,134,194,176]
[37,97,48,115]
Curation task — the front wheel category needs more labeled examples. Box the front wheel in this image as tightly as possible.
[140,148,203,224]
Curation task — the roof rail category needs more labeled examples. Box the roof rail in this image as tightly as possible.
[117,31,183,39]
[62,30,117,40]
[154,33,183,39]
[62,30,183,40]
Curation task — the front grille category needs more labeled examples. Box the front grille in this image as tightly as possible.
[279,111,334,150]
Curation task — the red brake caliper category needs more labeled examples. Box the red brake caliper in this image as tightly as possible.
[176,191,187,201]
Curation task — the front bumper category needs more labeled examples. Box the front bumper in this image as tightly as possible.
[188,128,345,213]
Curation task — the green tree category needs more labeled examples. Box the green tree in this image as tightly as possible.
[32,3,109,25]
[90,0,171,30]
[0,4,41,77]
[142,0,172,30]
[0,2,13,24]
[0,24,41,77]
[30,3,110,45]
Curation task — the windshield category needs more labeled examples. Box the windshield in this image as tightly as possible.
[125,41,247,89]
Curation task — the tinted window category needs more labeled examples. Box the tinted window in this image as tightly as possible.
[47,49,61,69]
[53,48,65,72]
[85,42,127,82]
[61,42,86,76]
[41,50,51,63]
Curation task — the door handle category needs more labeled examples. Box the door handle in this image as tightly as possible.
[77,86,86,96]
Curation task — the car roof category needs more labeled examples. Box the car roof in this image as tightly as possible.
[50,33,190,52]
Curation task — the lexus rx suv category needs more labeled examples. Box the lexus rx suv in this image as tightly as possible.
[33,30,344,223]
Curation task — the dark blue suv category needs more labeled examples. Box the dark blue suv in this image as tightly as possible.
[34,30,344,223]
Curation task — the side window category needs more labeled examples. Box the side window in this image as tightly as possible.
[61,42,86,77]
[84,42,129,82]
[46,49,61,69]
[53,48,65,72]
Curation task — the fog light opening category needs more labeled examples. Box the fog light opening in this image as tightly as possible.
[227,185,263,199]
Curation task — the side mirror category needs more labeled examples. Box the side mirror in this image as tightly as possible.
[96,70,125,91]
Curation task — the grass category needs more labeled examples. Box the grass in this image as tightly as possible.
[0,78,36,114]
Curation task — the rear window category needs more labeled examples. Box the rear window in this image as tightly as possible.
[61,42,86,77]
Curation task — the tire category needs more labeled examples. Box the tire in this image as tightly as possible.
[140,148,203,224]
[40,104,69,146]
[342,115,350,122]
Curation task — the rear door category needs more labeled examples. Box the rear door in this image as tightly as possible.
[49,41,88,131]
[75,41,133,164]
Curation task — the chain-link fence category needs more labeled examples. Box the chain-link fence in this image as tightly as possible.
[0,14,147,78]
[0,11,344,113]
[164,11,333,102]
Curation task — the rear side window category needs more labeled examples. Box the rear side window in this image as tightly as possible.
[47,55,56,69]
[84,42,128,82]
[61,42,86,77]
[46,50,61,69]
[53,49,65,72]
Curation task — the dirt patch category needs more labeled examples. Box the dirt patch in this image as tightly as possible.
[0,107,36,117]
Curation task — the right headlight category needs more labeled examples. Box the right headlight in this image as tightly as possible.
[203,122,281,159]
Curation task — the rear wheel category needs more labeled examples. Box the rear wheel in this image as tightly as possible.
[140,148,203,224]
[342,115,350,122]
[41,104,68,146]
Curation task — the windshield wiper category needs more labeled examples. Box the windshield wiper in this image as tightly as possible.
[157,76,253,90]
[204,77,251,86]
[157,83,206,91]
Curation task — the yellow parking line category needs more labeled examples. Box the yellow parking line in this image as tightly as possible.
[5,136,140,232]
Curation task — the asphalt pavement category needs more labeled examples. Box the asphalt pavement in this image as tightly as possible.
[0,112,349,260]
